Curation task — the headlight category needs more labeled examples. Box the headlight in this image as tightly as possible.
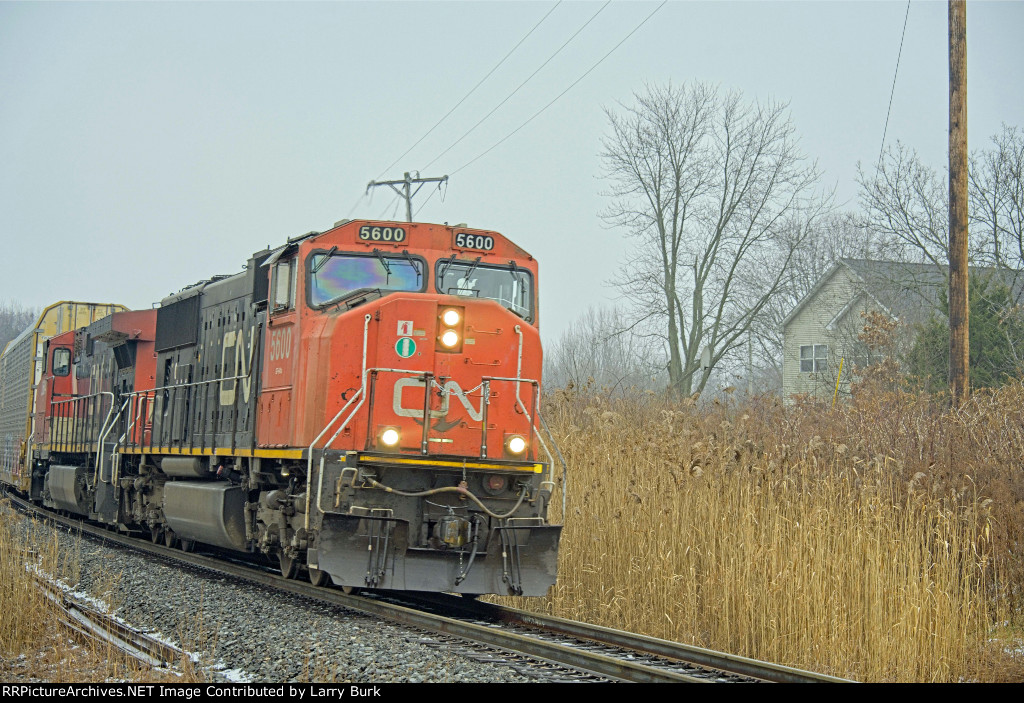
[441,308,461,326]
[440,330,460,348]
[436,305,465,353]
[505,435,527,455]
[379,428,400,447]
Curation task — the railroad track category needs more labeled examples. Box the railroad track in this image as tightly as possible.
[5,490,852,683]
[35,576,187,670]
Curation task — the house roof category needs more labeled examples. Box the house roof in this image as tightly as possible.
[782,258,1024,330]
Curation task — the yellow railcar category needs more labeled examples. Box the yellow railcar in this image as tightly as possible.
[0,301,126,491]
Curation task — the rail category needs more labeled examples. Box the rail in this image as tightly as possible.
[6,491,851,684]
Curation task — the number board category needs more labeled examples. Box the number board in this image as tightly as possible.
[359,225,407,243]
[454,232,494,251]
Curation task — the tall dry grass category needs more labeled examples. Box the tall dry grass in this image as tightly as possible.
[0,509,195,682]
[504,380,1024,682]
[0,512,54,659]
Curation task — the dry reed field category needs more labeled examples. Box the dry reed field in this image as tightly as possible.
[0,510,196,682]
[502,380,1024,682]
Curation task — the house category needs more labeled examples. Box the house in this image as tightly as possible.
[781,259,1023,400]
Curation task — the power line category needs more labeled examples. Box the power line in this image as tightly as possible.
[377,193,400,220]
[374,1,563,182]
[412,179,448,219]
[878,0,912,168]
[421,0,612,171]
[344,191,368,220]
[451,0,667,177]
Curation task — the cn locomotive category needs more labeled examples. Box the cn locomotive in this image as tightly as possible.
[0,219,562,596]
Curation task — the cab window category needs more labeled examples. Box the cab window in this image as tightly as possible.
[307,251,425,308]
[435,258,534,322]
[272,258,296,312]
[53,348,71,377]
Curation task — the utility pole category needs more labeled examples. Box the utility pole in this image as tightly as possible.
[366,172,448,222]
[948,0,969,405]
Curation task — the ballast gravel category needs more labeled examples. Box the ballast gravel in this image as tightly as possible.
[22,519,546,683]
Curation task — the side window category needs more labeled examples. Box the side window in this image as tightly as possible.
[272,259,295,312]
[799,344,828,372]
[53,348,71,377]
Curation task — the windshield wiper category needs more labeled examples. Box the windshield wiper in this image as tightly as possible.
[371,248,393,282]
[507,259,526,287]
[400,249,422,284]
[439,254,456,281]
[311,246,338,274]
[462,256,482,283]
[505,260,531,321]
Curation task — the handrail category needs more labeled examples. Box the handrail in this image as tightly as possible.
[313,364,435,519]
[94,395,129,485]
[538,412,568,517]
[108,330,260,454]
[49,391,115,474]
[305,314,371,531]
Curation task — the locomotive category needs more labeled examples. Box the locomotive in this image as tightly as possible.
[0,219,562,596]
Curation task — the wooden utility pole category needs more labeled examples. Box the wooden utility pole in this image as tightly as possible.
[366,172,448,222]
[948,0,969,405]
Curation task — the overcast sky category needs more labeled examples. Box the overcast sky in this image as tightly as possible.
[2,1,1021,342]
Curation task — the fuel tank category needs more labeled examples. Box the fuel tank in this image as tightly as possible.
[45,464,91,516]
[162,481,248,551]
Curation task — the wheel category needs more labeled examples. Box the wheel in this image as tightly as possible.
[150,527,162,544]
[308,567,331,587]
[163,529,177,549]
[278,551,298,579]
[341,585,359,595]
[179,539,195,553]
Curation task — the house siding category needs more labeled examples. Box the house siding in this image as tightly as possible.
[782,267,870,400]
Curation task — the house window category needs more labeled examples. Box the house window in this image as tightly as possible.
[800,344,827,372]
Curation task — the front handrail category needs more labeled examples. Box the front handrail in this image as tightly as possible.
[48,391,115,468]
[305,314,371,531]
[95,396,129,485]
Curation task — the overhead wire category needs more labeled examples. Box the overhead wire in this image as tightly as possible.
[420,0,613,171]
[374,0,563,182]
[450,0,667,177]
[376,193,401,220]
[412,179,448,219]
[344,192,368,220]
[877,0,912,170]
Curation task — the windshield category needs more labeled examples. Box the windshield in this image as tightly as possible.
[308,251,424,307]
[435,259,534,321]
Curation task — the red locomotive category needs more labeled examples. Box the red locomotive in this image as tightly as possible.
[0,220,562,596]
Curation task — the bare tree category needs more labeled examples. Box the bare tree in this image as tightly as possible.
[858,126,1024,313]
[970,124,1024,274]
[857,142,953,268]
[601,82,827,396]
[543,305,664,396]
[857,133,1024,271]
[0,301,39,354]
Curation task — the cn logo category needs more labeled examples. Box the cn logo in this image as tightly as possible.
[392,378,482,430]
[220,326,255,406]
